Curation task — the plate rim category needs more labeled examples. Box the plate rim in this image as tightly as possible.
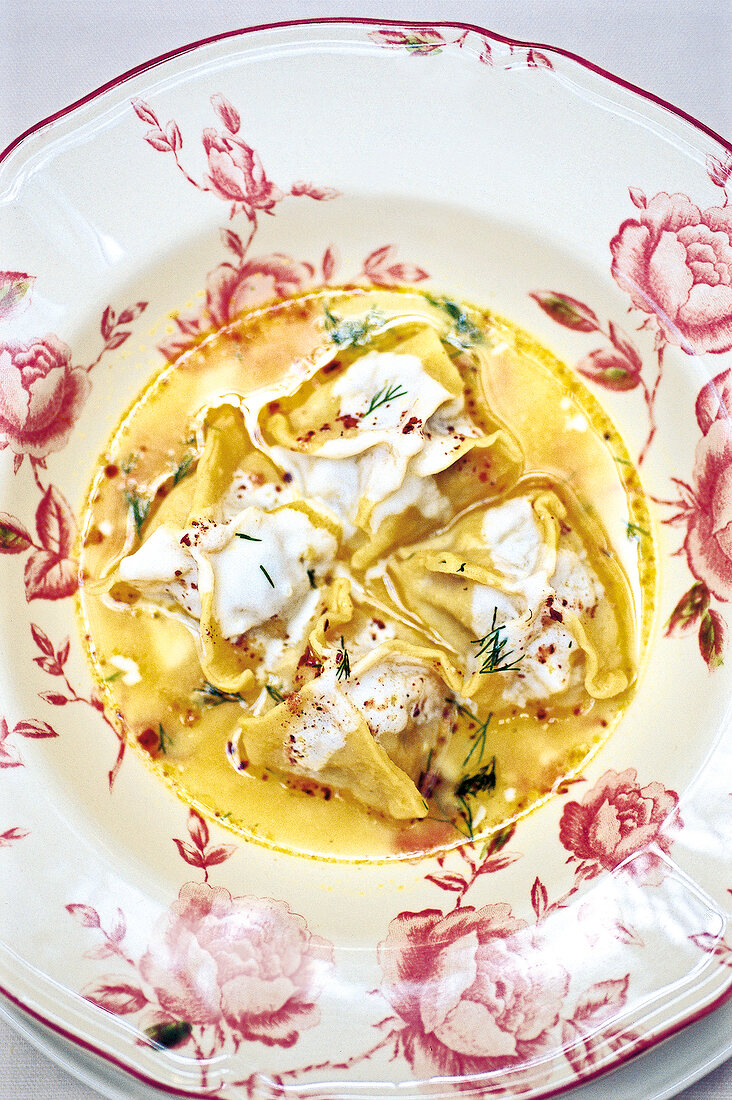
[1,13,732,1099]
[1,15,730,170]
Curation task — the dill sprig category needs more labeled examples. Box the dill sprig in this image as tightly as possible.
[472,609,524,675]
[463,711,493,769]
[195,682,247,706]
[260,564,275,588]
[362,382,409,418]
[445,697,493,769]
[266,684,285,704]
[323,305,383,347]
[457,795,475,841]
[172,452,195,486]
[124,489,150,539]
[336,636,351,681]
[235,532,263,542]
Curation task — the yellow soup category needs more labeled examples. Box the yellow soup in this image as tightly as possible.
[77,288,655,861]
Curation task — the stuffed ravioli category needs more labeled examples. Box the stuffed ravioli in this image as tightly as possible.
[77,287,655,860]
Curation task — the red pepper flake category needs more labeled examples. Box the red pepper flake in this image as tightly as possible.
[137,727,159,755]
[180,533,191,547]
[103,463,119,478]
[478,470,488,482]
[373,618,386,630]
[402,416,421,435]
[549,607,564,623]
[282,471,293,483]
[338,413,359,431]
[85,526,104,545]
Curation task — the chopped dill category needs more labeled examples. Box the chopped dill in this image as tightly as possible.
[426,293,483,348]
[456,757,497,801]
[336,636,351,681]
[124,489,150,539]
[103,670,123,683]
[235,532,263,542]
[158,723,170,754]
[195,682,246,706]
[445,696,479,722]
[625,521,649,541]
[472,609,524,674]
[307,568,317,589]
[266,684,285,704]
[172,452,195,486]
[260,564,275,588]
[121,452,139,475]
[323,304,383,347]
[362,382,408,418]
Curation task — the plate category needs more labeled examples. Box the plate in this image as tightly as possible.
[1,18,732,1099]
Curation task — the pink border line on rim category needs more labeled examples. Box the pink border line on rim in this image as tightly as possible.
[1,13,732,1099]
[3,973,732,1100]
[1,15,730,166]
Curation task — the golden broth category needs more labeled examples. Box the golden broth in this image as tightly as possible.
[77,288,655,862]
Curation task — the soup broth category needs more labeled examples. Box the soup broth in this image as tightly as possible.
[77,288,655,861]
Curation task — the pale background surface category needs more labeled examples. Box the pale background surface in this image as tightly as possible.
[1,1,731,1097]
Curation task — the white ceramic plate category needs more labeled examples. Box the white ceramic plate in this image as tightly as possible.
[1,19,732,1099]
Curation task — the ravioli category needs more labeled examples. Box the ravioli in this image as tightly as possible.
[77,287,655,861]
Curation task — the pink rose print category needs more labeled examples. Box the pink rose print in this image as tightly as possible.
[138,883,332,1047]
[0,335,90,460]
[202,128,284,212]
[379,905,569,1078]
[680,419,732,601]
[610,191,732,356]
[559,768,680,879]
[206,253,315,328]
[132,93,337,222]
[661,367,732,668]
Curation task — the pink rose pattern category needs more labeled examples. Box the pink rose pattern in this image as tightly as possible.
[367,25,554,69]
[64,770,681,1093]
[611,191,732,356]
[533,170,732,669]
[68,811,333,1088]
[0,275,147,602]
[379,905,570,1079]
[558,768,680,880]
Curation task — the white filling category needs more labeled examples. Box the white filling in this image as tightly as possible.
[343,660,444,738]
[219,470,296,516]
[108,654,141,686]
[118,506,337,640]
[470,496,603,705]
[119,525,202,618]
[269,349,478,531]
[283,669,356,771]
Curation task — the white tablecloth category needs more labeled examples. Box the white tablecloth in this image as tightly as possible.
[1,1,731,1097]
